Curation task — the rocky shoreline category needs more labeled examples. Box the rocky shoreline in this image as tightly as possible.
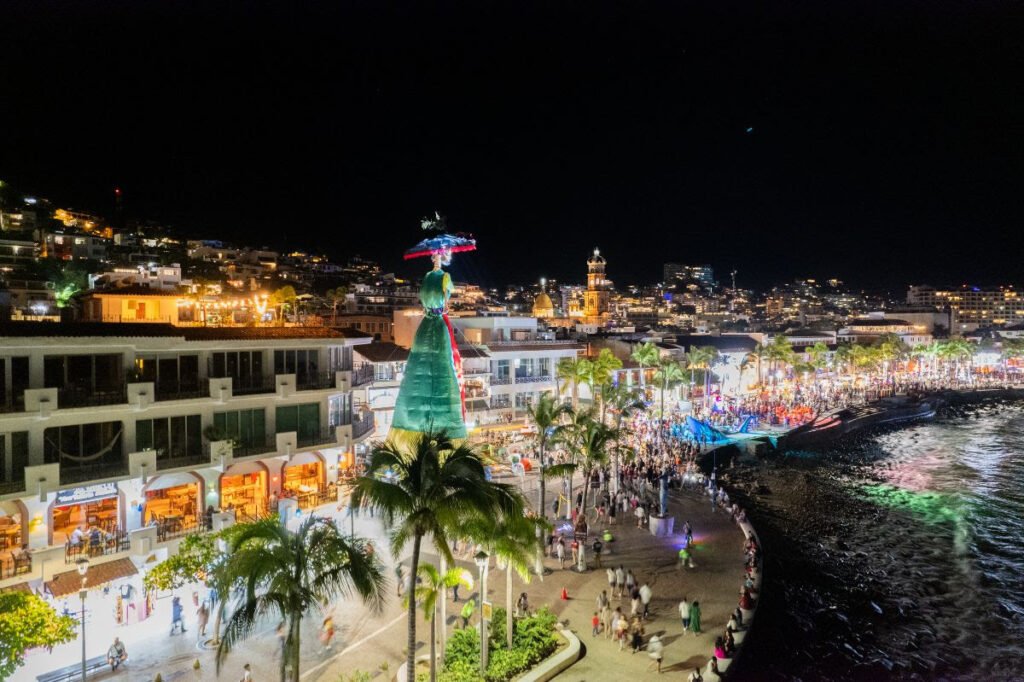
[698,387,1024,681]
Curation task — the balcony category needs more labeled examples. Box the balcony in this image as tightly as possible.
[58,385,128,409]
[0,479,26,496]
[352,411,375,439]
[64,528,131,563]
[491,376,513,386]
[0,551,31,579]
[514,374,553,384]
[227,375,277,396]
[230,434,277,460]
[154,379,210,402]
[297,371,337,391]
[296,428,339,449]
[155,451,211,471]
[59,461,131,486]
[351,364,374,387]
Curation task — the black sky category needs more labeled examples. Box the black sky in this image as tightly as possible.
[2,0,1022,290]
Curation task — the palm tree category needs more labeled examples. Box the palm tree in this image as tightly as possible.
[214,516,385,682]
[653,358,686,419]
[604,384,644,494]
[269,285,298,325]
[561,412,616,520]
[764,336,795,386]
[939,338,975,381]
[806,341,830,375]
[461,514,539,649]
[834,343,855,378]
[546,407,594,517]
[630,341,660,391]
[586,348,624,423]
[557,356,592,410]
[685,345,720,408]
[410,563,473,682]
[525,392,572,522]
[352,432,524,682]
[1000,337,1024,380]
[325,286,348,325]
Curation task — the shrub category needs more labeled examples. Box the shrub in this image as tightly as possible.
[488,607,508,650]
[437,606,559,682]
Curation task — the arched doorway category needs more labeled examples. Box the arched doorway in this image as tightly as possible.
[0,499,28,555]
[219,461,270,521]
[282,451,326,509]
[143,472,205,533]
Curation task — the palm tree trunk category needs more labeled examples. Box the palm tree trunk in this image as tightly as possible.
[506,565,514,649]
[440,556,448,660]
[288,614,301,682]
[406,534,422,682]
[430,610,437,682]
[538,441,546,520]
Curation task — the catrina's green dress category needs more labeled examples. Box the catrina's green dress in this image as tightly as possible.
[388,268,466,446]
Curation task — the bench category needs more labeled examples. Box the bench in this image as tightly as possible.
[37,655,116,682]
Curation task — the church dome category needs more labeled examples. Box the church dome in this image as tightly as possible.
[532,292,555,317]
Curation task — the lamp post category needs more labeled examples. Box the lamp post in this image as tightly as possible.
[474,550,489,676]
[76,557,89,681]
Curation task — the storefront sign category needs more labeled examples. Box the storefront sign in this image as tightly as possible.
[55,483,119,507]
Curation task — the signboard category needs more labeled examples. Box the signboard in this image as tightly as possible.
[55,482,119,507]
[482,601,493,621]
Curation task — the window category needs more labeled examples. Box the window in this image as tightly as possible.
[328,395,351,427]
[213,409,266,447]
[137,415,202,461]
[0,432,28,489]
[329,347,352,372]
[491,395,511,409]
[496,360,510,380]
[44,354,124,392]
[136,354,200,392]
[276,403,320,440]
[209,351,264,385]
[274,350,319,383]
[44,421,124,469]
[539,357,551,377]
[515,392,534,408]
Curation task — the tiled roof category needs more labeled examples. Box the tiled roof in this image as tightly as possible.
[81,285,182,297]
[0,321,368,341]
[47,557,137,598]
[457,344,491,358]
[355,342,410,363]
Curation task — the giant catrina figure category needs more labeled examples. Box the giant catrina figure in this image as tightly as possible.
[387,214,475,446]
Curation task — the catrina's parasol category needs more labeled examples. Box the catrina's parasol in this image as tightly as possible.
[403,233,477,260]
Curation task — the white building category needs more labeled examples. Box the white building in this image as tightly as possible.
[89,264,191,292]
[838,313,932,347]
[0,322,374,587]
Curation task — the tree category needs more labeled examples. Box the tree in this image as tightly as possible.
[0,591,77,680]
[556,357,591,410]
[214,516,385,682]
[586,348,623,423]
[806,341,830,373]
[603,384,643,494]
[325,286,348,325]
[525,392,572,522]
[410,563,473,682]
[685,346,720,407]
[630,341,660,390]
[764,336,795,386]
[653,358,685,419]
[352,432,524,682]
[559,412,616,520]
[269,285,298,325]
[939,338,975,380]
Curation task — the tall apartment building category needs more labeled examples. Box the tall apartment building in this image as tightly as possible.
[664,263,715,287]
[907,285,1024,330]
[0,322,374,585]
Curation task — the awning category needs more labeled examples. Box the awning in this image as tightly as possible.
[46,557,138,598]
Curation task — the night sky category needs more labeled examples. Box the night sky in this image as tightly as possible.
[2,0,1022,290]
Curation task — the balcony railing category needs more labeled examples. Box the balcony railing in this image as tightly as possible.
[156,452,211,471]
[351,364,374,387]
[225,375,277,396]
[0,396,22,414]
[487,339,579,346]
[154,379,210,402]
[58,385,128,409]
[0,479,26,496]
[64,529,130,563]
[352,411,375,439]
[297,371,336,391]
[491,376,513,386]
[230,434,277,460]
[514,374,553,384]
[296,428,338,449]
[59,461,130,486]
[0,550,31,579]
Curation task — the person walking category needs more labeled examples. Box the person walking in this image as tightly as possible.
[240,662,253,681]
[197,601,210,640]
[461,598,476,628]
[640,582,653,620]
[679,596,691,633]
[591,611,601,637]
[647,634,664,673]
[689,600,702,635]
[615,565,625,598]
[395,562,404,598]
[606,567,616,595]
[556,537,565,569]
[630,586,641,617]
[625,569,636,595]
[320,616,336,652]
[170,595,186,635]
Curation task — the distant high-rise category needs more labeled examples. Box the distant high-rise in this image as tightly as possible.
[664,263,715,287]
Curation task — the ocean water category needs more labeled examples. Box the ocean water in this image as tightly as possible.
[728,402,1024,680]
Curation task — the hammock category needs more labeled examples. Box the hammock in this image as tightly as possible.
[46,429,123,463]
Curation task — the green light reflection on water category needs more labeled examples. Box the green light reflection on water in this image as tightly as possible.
[858,483,963,525]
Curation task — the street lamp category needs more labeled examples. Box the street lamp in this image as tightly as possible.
[474,550,489,676]
[76,557,89,682]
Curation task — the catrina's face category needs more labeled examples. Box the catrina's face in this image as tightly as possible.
[432,248,453,267]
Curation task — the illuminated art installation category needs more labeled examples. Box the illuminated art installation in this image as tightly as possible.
[388,215,475,446]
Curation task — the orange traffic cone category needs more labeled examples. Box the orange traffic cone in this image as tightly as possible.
[560,586,569,601]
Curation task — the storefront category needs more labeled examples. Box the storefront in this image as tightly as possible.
[219,462,268,520]
[283,454,325,509]
[144,474,202,533]
[50,483,120,545]
[0,500,26,552]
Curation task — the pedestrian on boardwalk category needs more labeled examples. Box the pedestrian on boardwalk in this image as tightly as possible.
[197,601,210,640]
[689,600,702,635]
[240,663,253,681]
[629,586,641,617]
[592,538,603,568]
[320,616,335,652]
[629,617,645,653]
[592,611,601,637]
[647,634,664,673]
[616,612,629,650]
[615,565,625,597]
[606,567,616,593]
[170,595,186,635]
[461,598,476,628]
[640,582,653,620]
[556,537,566,569]
[395,562,404,597]
[679,596,690,632]
[625,569,636,594]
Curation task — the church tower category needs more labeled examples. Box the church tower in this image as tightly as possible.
[584,247,611,320]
